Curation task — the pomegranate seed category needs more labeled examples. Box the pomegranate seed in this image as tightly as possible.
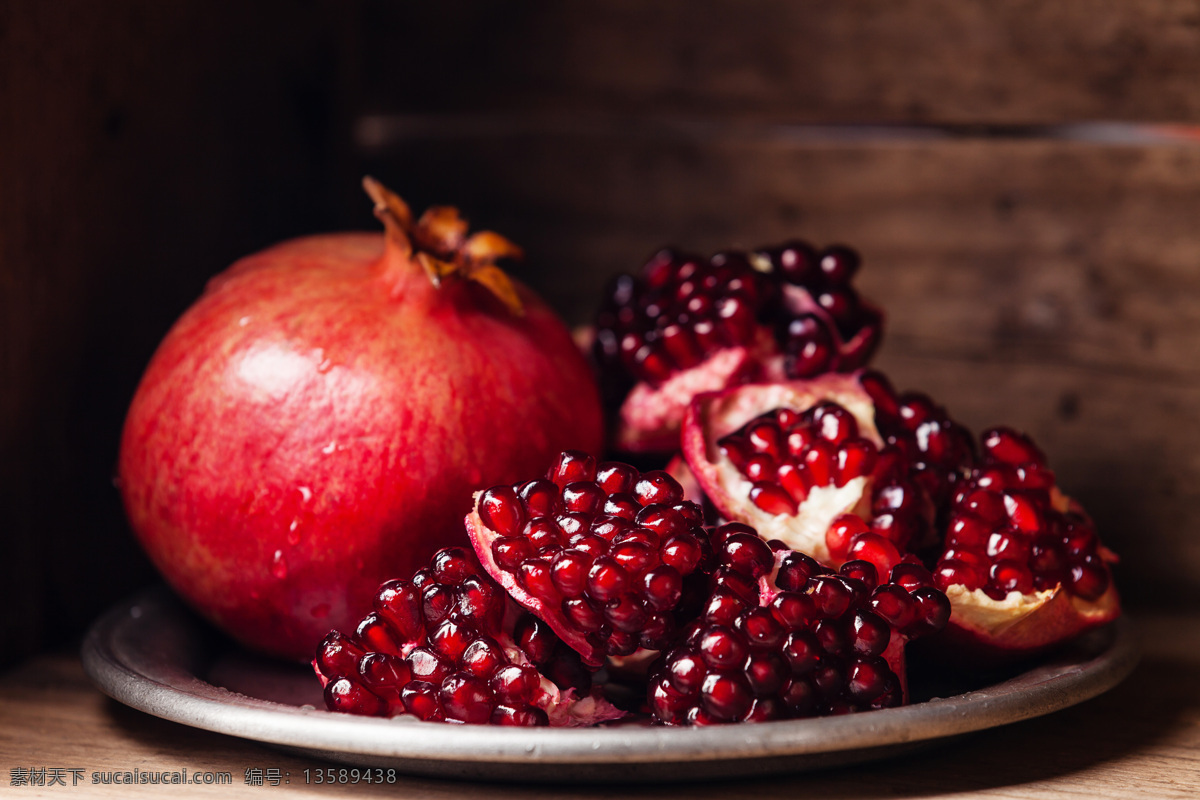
[634,471,685,505]
[325,678,385,716]
[596,462,637,494]
[982,427,1046,466]
[803,440,837,486]
[836,438,877,486]
[777,463,812,503]
[549,451,597,488]
[700,673,754,721]
[847,533,901,578]
[373,582,424,641]
[1068,556,1111,601]
[819,245,861,284]
[642,565,684,610]
[935,559,985,592]
[478,487,526,537]
[460,638,505,678]
[746,420,786,458]
[519,479,561,517]
[847,658,889,702]
[719,533,775,577]
[811,403,859,444]
[744,453,778,482]
[776,551,820,591]
[604,593,649,632]
[586,556,629,602]
[840,559,878,591]
[750,481,798,515]
[491,705,549,726]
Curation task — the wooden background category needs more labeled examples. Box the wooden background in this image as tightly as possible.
[4,1,1200,668]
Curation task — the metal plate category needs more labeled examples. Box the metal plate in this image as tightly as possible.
[82,586,1139,783]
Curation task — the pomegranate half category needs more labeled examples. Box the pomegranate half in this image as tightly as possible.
[118,179,604,660]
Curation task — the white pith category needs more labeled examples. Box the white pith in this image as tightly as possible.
[944,583,1055,637]
[715,456,870,563]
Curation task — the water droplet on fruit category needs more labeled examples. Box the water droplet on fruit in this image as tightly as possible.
[298,486,312,503]
[311,604,330,619]
[272,550,288,579]
[322,441,337,455]
[286,519,301,546]
[238,315,252,327]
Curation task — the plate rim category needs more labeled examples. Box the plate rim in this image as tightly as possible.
[82,586,1140,768]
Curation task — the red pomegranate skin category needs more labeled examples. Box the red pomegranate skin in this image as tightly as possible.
[118,231,604,661]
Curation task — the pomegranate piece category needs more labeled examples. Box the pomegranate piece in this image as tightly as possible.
[594,244,884,454]
[313,547,624,726]
[681,375,884,562]
[648,532,949,724]
[928,427,1120,660]
[466,451,715,667]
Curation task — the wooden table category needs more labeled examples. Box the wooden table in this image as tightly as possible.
[1,614,1196,799]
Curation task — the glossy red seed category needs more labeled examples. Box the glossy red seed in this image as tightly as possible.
[562,597,604,632]
[459,638,505,678]
[1068,557,1110,601]
[440,674,494,724]
[934,559,985,591]
[325,677,385,716]
[642,565,684,610]
[518,558,559,600]
[847,533,902,578]
[549,451,597,488]
[660,532,704,573]
[847,658,890,701]
[700,672,754,721]
[358,652,411,692]
[491,705,550,726]
[518,479,561,517]
[586,556,629,602]
[839,559,878,591]
[523,518,563,552]
[776,552,820,591]
[803,440,837,486]
[750,481,798,515]
[982,427,1046,466]
[704,590,749,627]
[315,631,367,679]
[744,453,779,482]
[550,550,590,597]
[836,438,877,486]
[562,482,606,514]
[478,486,526,537]
[373,582,424,641]
[719,532,775,577]
[776,462,812,504]
[634,471,685,505]
[491,536,533,572]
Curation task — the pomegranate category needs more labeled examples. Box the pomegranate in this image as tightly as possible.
[928,426,1121,660]
[593,244,883,454]
[465,451,714,667]
[682,371,1120,662]
[118,179,604,660]
[314,547,623,725]
[679,375,884,562]
[648,531,950,724]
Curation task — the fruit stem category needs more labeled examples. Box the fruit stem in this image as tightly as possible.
[361,176,526,316]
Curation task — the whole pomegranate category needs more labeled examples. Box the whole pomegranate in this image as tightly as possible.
[118,179,604,661]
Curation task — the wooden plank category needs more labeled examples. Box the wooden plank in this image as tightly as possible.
[0,1,355,667]
[361,135,1200,606]
[3,633,1199,797]
[361,0,1200,124]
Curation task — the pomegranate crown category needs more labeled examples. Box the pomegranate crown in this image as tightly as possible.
[363,176,526,316]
